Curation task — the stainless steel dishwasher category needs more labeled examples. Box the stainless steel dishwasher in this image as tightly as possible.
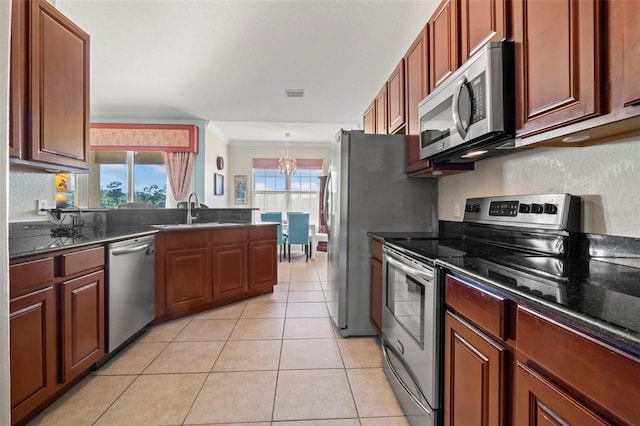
[107,235,155,353]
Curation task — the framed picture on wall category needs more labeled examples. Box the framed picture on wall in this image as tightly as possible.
[234,175,247,204]
[214,173,224,196]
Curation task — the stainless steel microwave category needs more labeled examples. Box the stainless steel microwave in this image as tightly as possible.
[418,41,515,163]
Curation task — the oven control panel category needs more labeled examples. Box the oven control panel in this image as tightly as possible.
[464,194,581,231]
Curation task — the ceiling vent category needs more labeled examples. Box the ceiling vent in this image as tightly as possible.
[285,89,304,98]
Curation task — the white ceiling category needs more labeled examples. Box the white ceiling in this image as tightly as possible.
[56,0,439,146]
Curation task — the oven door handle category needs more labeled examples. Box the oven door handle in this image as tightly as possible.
[382,343,433,416]
[384,254,434,282]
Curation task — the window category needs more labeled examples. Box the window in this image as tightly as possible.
[89,151,168,208]
[252,159,323,223]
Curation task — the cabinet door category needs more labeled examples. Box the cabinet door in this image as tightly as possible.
[512,0,602,136]
[28,0,90,169]
[404,26,431,173]
[369,257,382,336]
[444,311,506,426]
[515,361,609,426]
[460,0,508,62]
[429,0,459,91]
[9,0,27,158]
[387,60,405,134]
[249,241,276,290]
[10,286,57,423]
[213,243,248,299]
[363,101,376,134]
[375,85,388,135]
[619,0,640,107]
[166,248,211,311]
[61,270,105,383]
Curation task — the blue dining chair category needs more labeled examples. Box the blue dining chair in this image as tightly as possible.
[261,212,286,262]
[286,212,310,262]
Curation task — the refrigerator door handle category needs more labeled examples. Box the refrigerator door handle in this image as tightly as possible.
[323,172,332,236]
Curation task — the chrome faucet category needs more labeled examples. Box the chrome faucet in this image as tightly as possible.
[186,192,200,224]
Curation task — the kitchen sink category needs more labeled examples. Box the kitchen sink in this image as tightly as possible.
[151,222,244,230]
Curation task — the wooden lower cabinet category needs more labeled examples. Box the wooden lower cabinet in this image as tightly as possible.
[156,225,278,320]
[369,257,382,336]
[165,247,211,311]
[9,286,57,423]
[249,240,277,290]
[514,361,609,426]
[60,270,105,383]
[9,245,106,425]
[213,242,247,299]
[444,311,506,426]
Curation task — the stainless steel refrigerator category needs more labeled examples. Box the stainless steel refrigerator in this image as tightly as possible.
[324,129,437,336]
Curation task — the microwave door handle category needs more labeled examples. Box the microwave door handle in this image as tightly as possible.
[452,76,469,139]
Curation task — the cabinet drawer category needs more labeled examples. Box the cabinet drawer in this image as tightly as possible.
[446,274,507,340]
[249,226,276,242]
[62,246,105,277]
[370,239,383,262]
[165,230,210,250]
[10,257,55,297]
[517,306,640,425]
[212,228,247,245]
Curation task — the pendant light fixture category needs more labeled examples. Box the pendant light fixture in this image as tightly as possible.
[278,132,297,175]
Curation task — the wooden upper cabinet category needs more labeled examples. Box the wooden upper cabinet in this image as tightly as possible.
[10,0,90,171]
[512,0,602,137]
[429,0,459,92]
[363,101,376,134]
[460,0,508,62]
[404,26,431,173]
[375,85,388,135]
[387,60,405,134]
[621,1,640,107]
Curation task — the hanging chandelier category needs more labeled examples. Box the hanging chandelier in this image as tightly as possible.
[278,157,297,175]
[279,133,297,175]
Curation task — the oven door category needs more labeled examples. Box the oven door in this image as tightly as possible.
[382,246,441,409]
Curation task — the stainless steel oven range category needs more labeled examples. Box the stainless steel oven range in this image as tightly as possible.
[382,246,442,425]
[380,193,583,425]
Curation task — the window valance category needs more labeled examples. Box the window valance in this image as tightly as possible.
[90,123,199,153]
[252,158,323,170]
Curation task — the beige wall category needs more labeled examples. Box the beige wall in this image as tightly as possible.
[438,135,640,237]
[9,167,56,222]
[203,126,229,208]
[227,143,330,208]
[1,0,12,421]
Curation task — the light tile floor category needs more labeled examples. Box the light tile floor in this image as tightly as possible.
[30,250,408,425]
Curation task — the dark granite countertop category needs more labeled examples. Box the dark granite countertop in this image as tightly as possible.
[369,231,640,357]
[9,221,278,260]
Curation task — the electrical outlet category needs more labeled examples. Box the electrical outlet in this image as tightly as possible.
[454,202,461,218]
[37,199,48,215]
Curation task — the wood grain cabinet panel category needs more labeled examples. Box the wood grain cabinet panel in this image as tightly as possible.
[369,257,382,336]
[404,26,432,174]
[212,243,248,299]
[9,0,90,171]
[429,0,459,91]
[9,286,57,423]
[512,0,602,136]
[460,0,508,62]
[375,85,388,135]
[444,311,506,426]
[61,270,105,383]
[514,361,609,426]
[249,241,277,290]
[363,101,376,134]
[387,60,405,134]
[165,248,211,311]
[620,0,640,107]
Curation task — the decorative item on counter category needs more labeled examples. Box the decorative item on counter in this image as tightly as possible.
[55,173,75,208]
[214,173,224,196]
[234,175,247,204]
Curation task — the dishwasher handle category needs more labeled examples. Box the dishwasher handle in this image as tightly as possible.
[110,242,154,256]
